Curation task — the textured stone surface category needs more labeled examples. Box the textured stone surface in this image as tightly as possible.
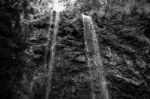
[20,1,150,99]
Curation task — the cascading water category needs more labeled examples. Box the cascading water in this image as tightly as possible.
[45,1,66,99]
[45,10,53,69]
[82,14,109,99]
[45,11,60,99]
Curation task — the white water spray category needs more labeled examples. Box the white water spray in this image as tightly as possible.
[82,14,109,99]
[45,11,60,99]
[44,10,53,68]
[45,1,66,99]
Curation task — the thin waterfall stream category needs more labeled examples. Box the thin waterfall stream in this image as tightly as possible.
[44,10,109,99]
[45,11,60,99]
[44,10,53,69]
[82,14,109,99]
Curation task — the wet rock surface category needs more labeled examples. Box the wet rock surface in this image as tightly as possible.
[25,10,150,99]
[96,14,150,99]
[1,1,150,99]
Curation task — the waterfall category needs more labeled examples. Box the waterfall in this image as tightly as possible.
[45,11,60,99]
[45,10,53,68]
[82,14,109,99]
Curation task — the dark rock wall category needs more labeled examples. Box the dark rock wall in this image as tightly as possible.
[1,0,150,99]
[24,9,150,98]
[93,12,150,99]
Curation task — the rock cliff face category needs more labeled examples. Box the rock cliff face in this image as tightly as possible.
[95,14,150,99]
[1,0,150,99]
[23,8,150,99]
